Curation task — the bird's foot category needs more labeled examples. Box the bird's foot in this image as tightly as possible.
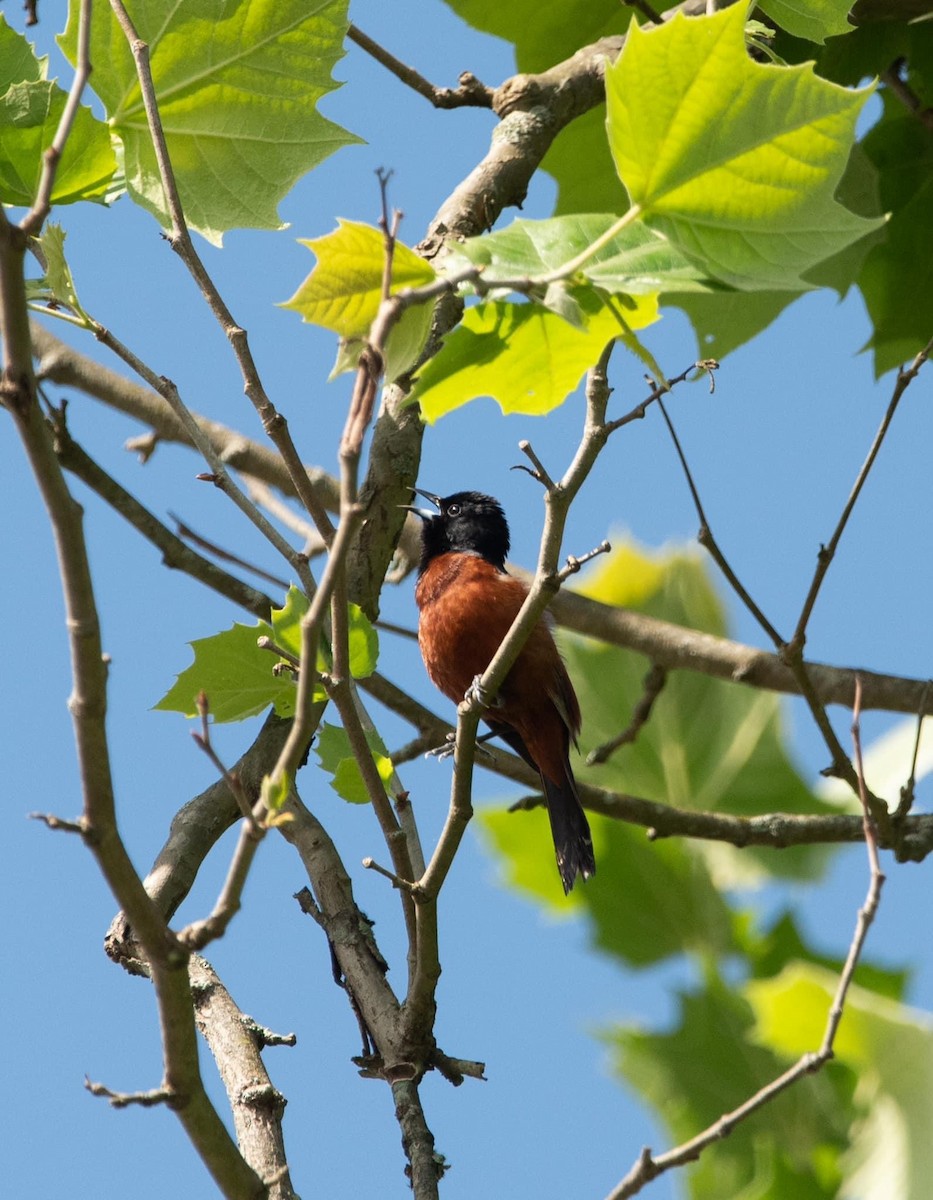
[425,732,457,761]
[425,730,496,761]
[464,675,501,711]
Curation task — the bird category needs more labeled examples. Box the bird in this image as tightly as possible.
[406,488,595,893]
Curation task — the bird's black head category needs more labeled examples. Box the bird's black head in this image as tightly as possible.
[407,489,510,573]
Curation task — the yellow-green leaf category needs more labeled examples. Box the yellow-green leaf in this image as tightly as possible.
[606,5,882,288]
[410,292,658,422]
[283,219,436,339]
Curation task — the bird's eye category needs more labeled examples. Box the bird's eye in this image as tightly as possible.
[447,503,461,516]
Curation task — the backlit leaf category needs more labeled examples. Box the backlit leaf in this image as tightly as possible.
[60,0,360,243]
[606,5,882,288]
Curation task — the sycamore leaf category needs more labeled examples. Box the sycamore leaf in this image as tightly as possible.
[283,219,436,339]
[0,13,45,85]
[328,300,436,384]
[446,214,720,296]
[36,223,92,324]
[671,290,798,360]
[746,963,933,1200]
[270,586,309,660]
[270,586,378,679]
[609,970,851,1198]
[0,19,116,208]
[571,543,837,887]
[60,0,360,244]
[154,620,302,722]
[758,0,855,44]
[606,5,883,289]
[314,722,393,804]
[410,292,658,422]
[345,601,379,679]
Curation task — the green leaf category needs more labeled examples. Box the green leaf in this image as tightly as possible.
[410,292,658,422]
[0,18,116,208]
[606,5,883,289]
[0,13,45,86]
[60,0,360,244]
[267,586,378,680]
[610,970,851,1198]
[328,300,436,384]
[346,602,378,679]
[314,722,393,804]
[36,223,92,323]
[746,910,909,1003]
[154,620,301,722]
[571,543,837,887]
[759,0,854,45]
[746,963,933,1200]
[447,214,720,295]
[852,93,933,376]
[269,586,308,660]
[261,770,292,812]
[284,219,436,339]
[671,290,798,360]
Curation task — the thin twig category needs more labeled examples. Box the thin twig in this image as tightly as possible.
[21,0,92,235]
[791,334,933,653]
[168,512,291,592]
[655,393,783,646]
[85,1079,175,1109]
[603,360,717,435]
[587,663,667,765]
[48,409,273,620]
[107,0,336,545]
[896,681,930,819]
[881,60,933,133]
[605,677,887,1200]
[347,24,493,108]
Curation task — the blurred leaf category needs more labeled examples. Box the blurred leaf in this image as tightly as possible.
[745,910,909,1002]
[746,963,933,1200]
[606,6,882,288]
[571,543,837,887]
[315,721,393,804]
[60,0,360,243]
[759,0,855,44]
[410,292,657,422]
[442,0,626,70]
[609,970,850,1198]
[0,16,116,207]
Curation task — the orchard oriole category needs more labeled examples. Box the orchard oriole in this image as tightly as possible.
[407,489,595,893]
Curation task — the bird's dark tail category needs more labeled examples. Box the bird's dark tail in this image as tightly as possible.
[542,770,595,895]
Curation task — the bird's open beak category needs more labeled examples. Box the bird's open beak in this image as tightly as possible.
[399,487,441,521]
